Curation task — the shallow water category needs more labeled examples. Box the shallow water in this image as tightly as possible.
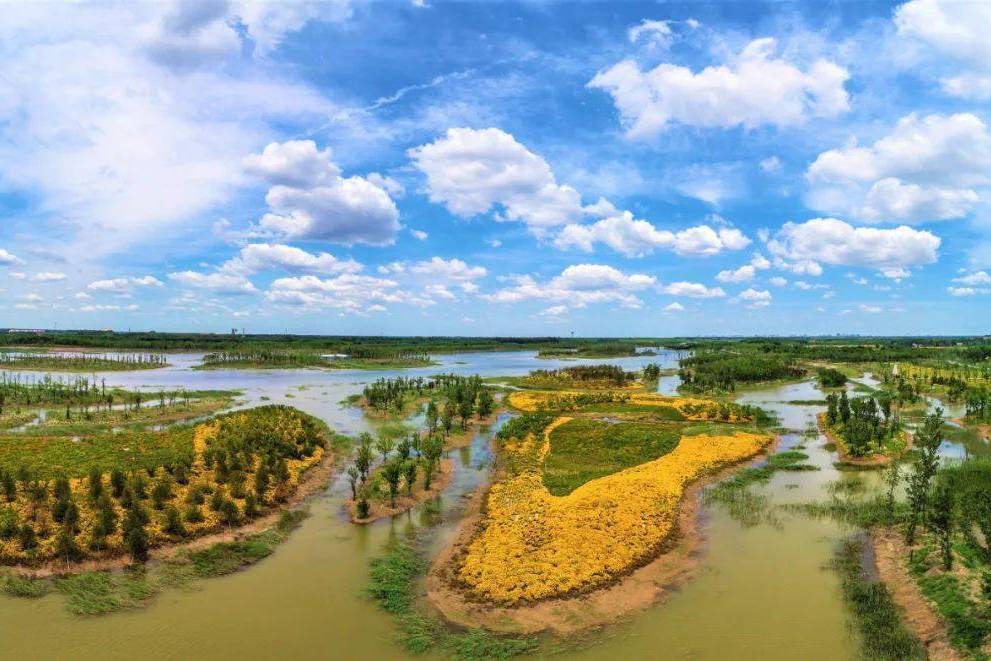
[0,357,973,660]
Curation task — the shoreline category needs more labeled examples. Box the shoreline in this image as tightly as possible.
[424,435,779,635]
[869,527,961,661]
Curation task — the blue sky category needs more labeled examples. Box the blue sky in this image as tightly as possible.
[2,0,991,336]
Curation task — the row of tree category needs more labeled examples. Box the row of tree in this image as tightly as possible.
[825,391,900,457]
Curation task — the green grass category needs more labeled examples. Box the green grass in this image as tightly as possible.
[831,537,925,660]
[909,544,991,654]
[56,570,157,615]
[366,540,537,658]
[704,449,818,526]
[0,427,194,478]
[542,418,682,495]
[1,570,50,598]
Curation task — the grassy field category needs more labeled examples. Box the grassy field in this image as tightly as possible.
[0,428,195,478]
[542,418,682,495]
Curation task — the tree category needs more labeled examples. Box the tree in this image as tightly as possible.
[375,436,395,463]
[219,499,240,527]
[883,436,908,522]
[458,398,474,430]
[907,408,944,545]
[243,493,258,519]
[355,440,373,482]
[477,390,494,419]
[19,523,37,551]
[826,393,838,426]
[151,476,172,510]
[839,390,851,425]
[441,400,455,436]
[123,504,149,562]
[382,461,403,508]
[1,470,16,502]
[163,505,187,537]
[930,482,955,570]
[88,467,103,501]
[254,465,270,502]
[425,400,439,434]
[346,466,360,500]
[422,436,444,491]
[402,460,418,496]
[55,525,82,563]
[110,469,126,499]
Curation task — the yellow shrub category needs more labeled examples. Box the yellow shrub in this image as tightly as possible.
[457,418,769,604]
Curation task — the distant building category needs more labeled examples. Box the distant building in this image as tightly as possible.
[7,328,45,334]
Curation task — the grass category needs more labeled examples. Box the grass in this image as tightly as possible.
[703,449,819,526]
[0,351,168,372]
[366,539,537,659]
[909,543,991,654]
[1,509,310,616]
[831,537,925,660]
[542,418,682,495]
[0,427,194,478]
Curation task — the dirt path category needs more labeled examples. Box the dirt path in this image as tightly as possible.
[870,527,961,661]
[425,437,778,635]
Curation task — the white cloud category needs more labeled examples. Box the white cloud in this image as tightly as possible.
[627,19,673,49]
[80,303,138,312]
[540,304,569,318]
[168,271,258,295]
[895,0,991,67]
[589,37,848,139]
[220,243,361,276]
[555,212,749,258]
[737,288,772,307]
[484,264,655,309]
[86,276,164,293]
[769,276,788,287]
[32,272,67,282]
[408,127,586,232]
[717,253,771,283]
[948,286,991,297]
[0,249,23,266]
[879,267,910,280]
[954,271,991,285]
[768,218,940,273]
[759,156,782,173]
[663,301,685,313]
[859,304,883,313]
[662,282,726,298]
[410,229,429,240]
[941,74,991,101]
[0,4,339,257]
[806,113,991,223]
[247,140,401,246]
[408,257,487,282]
[265,273,410,312]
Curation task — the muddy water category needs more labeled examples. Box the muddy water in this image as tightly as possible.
[0,350,673,660]
[5,354,973,660]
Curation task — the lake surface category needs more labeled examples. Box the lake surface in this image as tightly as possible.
[0,353,977,660]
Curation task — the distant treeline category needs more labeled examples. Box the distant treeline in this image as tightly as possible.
[2,331,677,355]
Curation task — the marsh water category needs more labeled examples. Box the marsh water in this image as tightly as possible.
[0,352,983,660]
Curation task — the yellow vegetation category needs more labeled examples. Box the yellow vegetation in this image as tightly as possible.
[506,390,753,422]
[456,417,770,604]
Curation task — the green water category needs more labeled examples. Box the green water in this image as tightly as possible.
[0,359,960,660]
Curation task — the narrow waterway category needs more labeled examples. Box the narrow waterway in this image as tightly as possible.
[1,354,979,660]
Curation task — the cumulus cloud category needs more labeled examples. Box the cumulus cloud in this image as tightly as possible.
[949,286,991,297]
[662,282,726,298]
[716,253,772,283]
[408,128,586,232]
[168,270,258,295]
[588,37,849,139]
[769,276,788,287]
[0,249,23,266]
[540,304,569,318]
[87,276,164,292]
[555,212,750,258]
[954,271,991,286]
[246,140,401,246]
[663,301,685,313]
[768,218,940,275]
[220,243,361,276]
[265,273,419,312]
[31,272,67,282]
[484,264,655,309]
[759,156,782,173]
[806,113,991,223]
[737,288,772,308]
[0,3,341,257]
[627,19,673,49]
[896,0,991,99]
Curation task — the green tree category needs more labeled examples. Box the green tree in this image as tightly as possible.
[907,408,944,545]
[163,505,187,537]
[477,390,494,419]
[123,503,149,562]
[425,400,439,434]
[87,467,103,501]
[402,460,418,496]
[375,436,395,463]
[110,469,127,499]
[382,461,403,508]
[930,482,955,570]
[55,525,83,563]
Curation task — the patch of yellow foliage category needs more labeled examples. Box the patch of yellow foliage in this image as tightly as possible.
[457,417,770,604]
[506,390,752,423]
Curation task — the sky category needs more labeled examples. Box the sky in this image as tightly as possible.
[1,0,991,337]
